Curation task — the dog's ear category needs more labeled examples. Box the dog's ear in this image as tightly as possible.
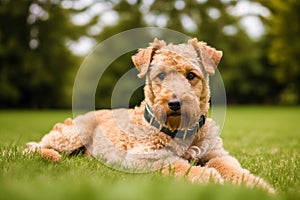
[150,38,166,50]
[132,48,154,78]
[132,38,166,78]
[189,38,223,75]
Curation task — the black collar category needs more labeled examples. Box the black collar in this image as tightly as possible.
[144,104,205,140]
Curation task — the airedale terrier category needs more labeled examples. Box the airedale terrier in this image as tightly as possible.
[26,38,274,193]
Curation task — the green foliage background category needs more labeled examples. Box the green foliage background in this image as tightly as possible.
[0,0,299,108]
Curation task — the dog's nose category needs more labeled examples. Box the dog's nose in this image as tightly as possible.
[168,98,182,111]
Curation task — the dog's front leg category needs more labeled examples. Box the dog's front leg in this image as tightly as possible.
[203,143,275,194]
[161,159,224,184]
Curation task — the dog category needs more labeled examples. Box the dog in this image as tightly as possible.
[26,38,275,193]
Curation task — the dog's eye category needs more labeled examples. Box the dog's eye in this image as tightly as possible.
[157,72,166,81]
[186,72,196,81]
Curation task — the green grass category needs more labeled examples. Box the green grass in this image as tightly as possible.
[0,107,299,200]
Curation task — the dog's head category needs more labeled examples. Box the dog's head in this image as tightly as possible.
[132,38,222,130]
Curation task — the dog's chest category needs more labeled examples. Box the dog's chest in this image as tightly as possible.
[93,109,172,151]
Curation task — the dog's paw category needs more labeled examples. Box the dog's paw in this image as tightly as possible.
[25,142,62,162]
[40,148,62,162]
[25,142,41,154]
[234,173,275,194]
[188,166,224,184]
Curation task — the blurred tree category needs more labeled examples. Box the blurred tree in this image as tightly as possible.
[0,0,88,108]
[2,0,297,108]
[93,0,146,108]
[258,0,300,104]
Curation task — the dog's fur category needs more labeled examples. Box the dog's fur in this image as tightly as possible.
[26,38,275,193]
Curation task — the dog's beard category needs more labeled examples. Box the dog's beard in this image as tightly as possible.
[153,103,200,130]
[152,104,167,126]
[166,115,188,131]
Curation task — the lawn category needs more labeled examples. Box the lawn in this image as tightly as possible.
[0,107,299,200]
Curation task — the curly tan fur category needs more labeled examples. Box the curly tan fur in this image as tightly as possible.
[26,38,275,194]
